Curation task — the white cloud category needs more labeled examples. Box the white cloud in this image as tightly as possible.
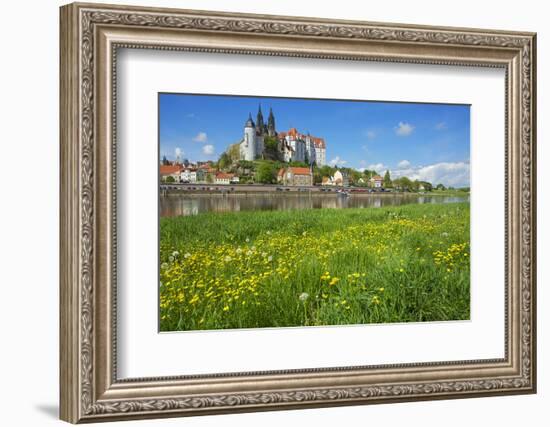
[193,132,208,142]
[395,122,414,136]
[435,122,447,130]
[397,159,411,169]
[366,130,376,139]
[174,147,184,158]
[390,161,470,187]
[202,144,215,155]
[367,163,387,173]
[329,156,347,167]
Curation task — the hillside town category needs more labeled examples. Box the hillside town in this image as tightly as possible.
[160,105,449,192]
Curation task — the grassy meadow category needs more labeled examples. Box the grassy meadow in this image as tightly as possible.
[159,203,470,331]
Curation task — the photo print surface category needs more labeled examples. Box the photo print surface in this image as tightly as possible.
[158,93,471,332]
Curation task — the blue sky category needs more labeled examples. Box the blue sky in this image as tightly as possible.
[159,93,471,187]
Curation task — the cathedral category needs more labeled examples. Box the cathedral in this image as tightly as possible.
[239,105,326,166]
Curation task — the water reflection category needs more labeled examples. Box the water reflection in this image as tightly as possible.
[160,193,469,217]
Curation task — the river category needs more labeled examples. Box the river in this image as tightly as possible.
[160,193,469,217]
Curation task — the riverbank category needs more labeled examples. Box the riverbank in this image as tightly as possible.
[160,191,469,217]
[160,203,470,331]
[160,182,470,195]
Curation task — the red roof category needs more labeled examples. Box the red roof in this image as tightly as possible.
[312,137,326,148]
[288,167,311,176]
[216,172,234,179]
[371,175,383,180]
[279,128,325,148]
[277,168,285,177]
[160,165,183,175]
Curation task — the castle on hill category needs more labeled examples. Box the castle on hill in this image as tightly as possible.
[239,105,326,166]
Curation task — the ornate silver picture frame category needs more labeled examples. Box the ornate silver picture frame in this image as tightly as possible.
[60,2,536,423]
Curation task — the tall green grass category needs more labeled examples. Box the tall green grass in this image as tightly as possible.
[160,203,470,331]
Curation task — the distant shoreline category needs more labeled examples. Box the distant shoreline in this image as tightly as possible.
[160,183,469,196]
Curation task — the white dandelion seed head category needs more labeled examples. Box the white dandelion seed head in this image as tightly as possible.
[184,252,191,258]
[246,250,253,256]
[299,292,309,302]
[236,248,243,254]
[251,246,256,251]
[172,251,179,257]
[267,256,273,262]
[245,237,250,243]
[224,256,232,262]
[168,256,175,262]
[161,262,169,270]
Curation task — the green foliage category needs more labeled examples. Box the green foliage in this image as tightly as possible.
[263,136,281,161]
[218,152,231,170]
[419,181,433,191]
[238,160,255,169]
[362,169,377,180]
[225,143,242,162]
[347,169,363,185]
[160,203,471,331]
[256,161,277,184]
[318,165,336,179]
[393,176,413,191]
[313,168,323,184]
[164,175,175,183]
[289,161,309,168]
[383,170,392,187]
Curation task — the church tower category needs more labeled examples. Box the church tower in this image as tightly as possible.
[256,104,265,135]
[242,113,256,161]
[267,107,276,137]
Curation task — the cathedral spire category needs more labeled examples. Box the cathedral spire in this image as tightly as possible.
[256,103,264,131]
[267,107,276,136]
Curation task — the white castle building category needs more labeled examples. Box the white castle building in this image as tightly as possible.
[277,128,326,166]
[239,105,326,166]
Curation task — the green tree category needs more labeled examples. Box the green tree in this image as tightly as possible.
[238,160,255,171]
[313,169,323,184]
[256,162,276,184]
[363,169,376,180]
[383,170,392,188]
[436,183,446,191]
[319,165,336,178]
[263,136,279,160]
[226,143,241,162]
[165,175,175,183]
[289,161,309,168]
[419,181,433,192]
[218,152,231,170]
[347,169,363,185]
[394,176,412,191]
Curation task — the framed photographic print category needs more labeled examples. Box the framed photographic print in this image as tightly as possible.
[60,2,537,423]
